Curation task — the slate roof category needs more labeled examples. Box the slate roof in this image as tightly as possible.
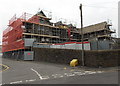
[72,22,114,34]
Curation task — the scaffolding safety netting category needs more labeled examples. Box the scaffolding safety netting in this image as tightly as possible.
[2,12,51,53]
[2,18,24,52]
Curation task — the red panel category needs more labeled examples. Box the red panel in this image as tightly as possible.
[27,53,31,55]
[68,29,71,41]
[2,18,25,52]
[76,42,90,44]
[51,42,90,46]
[28,15,39,23]
[20,12,40,23]
[2,12,47,52]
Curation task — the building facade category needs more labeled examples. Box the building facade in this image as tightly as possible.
[2,10,115,60]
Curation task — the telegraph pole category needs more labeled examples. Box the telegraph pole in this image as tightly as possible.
[79,4,85,66]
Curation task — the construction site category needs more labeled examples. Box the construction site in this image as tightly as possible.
[1,1,120,85]
[2,9,119,67]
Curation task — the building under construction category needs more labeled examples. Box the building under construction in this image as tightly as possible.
[2,10,115,60]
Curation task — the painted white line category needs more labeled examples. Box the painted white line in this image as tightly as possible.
[31,68,49,80]
[74,72,85,75]
[26,79,36,82]
[74,71,102,76]
[10,81,22,84]
[41,76,50,80]
[85,71,92,73]
[96,71,103,73]
[31,68,43,80]
[80,73,86,75]
[52,74,63,78]
[86,71,96,74]
[84,71,96,74]
[64,73,75,77]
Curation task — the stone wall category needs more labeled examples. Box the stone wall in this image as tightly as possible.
[33,48,120,67]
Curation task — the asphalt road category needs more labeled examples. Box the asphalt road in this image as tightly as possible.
[0,55,119,85]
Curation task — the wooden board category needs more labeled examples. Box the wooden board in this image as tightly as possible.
[23,33,60,38]
[23,21,68,30]
[35,43,50,45]
[37,14,51,20]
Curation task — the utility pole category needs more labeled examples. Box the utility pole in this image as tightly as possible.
[79,4,85,66]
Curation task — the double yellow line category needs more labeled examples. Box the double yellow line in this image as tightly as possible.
[0,64,10,72]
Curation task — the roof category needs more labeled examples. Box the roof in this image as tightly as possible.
[72,22,113,34]
[82,22,107,34]
[37,10,46,17]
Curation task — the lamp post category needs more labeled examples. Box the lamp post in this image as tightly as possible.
[79,4,85,66]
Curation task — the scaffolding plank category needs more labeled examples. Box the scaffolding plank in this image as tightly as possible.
[37,14,51,20]
[23,21,68,30]
[3,47,24,52]
[97,35,112,38]
[23,33,60,38]
[71,39,79,40]
[36,43,49,45]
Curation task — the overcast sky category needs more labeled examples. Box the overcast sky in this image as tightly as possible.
[0,0,119,44]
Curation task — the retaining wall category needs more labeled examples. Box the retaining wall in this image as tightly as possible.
[33,48,120,67]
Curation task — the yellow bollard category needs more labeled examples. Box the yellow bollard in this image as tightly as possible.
[70,59,79,67]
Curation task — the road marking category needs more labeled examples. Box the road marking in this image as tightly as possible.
[74,72,85,75]
[10,81,22,84]
[70,69,74,71]
[31,68,43,80]
[31,68,49,80]
[64,73,75,77]
[52,74,63,78]
[86,71,96,74]
[0,64,10,72]
[96,71,103,73]
[26,79,36,82]
[41,76,50,80]
[2,70,104,85]
[84,71,96,75]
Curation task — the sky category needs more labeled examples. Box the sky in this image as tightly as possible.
[0,0,119,45]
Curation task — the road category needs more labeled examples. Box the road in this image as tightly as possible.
[0,55,119,85]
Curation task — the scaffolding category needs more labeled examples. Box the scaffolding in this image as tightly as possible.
[2,10,115,53]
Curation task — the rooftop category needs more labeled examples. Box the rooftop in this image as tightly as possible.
[72,22,114,34]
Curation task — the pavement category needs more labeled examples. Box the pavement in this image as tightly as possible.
[0,55,119,85]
